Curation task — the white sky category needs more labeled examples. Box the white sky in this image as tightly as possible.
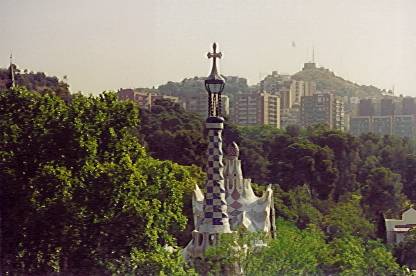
[1,0,415,96]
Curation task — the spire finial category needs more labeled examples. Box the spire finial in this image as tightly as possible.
[205,43,225,117]
[10,51,14,68]
[207,42,222,69]
[225,142,240,159]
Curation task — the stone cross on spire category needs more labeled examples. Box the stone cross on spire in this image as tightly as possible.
[207,43,222,61]
[205,43,225,117]
[207,43,222,77]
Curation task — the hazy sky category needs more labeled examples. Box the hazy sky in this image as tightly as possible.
[1,0,415,96]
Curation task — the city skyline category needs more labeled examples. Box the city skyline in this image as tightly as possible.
[1,0,415,96]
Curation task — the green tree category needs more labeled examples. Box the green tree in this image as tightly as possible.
[268,137,338,199]
[362,167,406,218]
[403,154,416,202]
[323,194,374,239]
[205,220,328,275]
[274,185,323,229]
[139,99,207,168]
[326,235,403,275]
[0,88,198,274]
[365,240,403,276]
[311,130,360,199]
[247,220,328,275]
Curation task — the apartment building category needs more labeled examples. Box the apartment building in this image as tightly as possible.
[350,116,372,136]
[290,80,316,106]
[349,115,416,138]
[233,92,280,128]
[300,93,344,130]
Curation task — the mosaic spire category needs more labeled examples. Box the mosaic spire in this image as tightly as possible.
[199,116,231,233]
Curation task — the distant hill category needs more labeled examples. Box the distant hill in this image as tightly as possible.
[0,65,70,99]
[292,65,385,98]
[157,69,386,100]
[157,76,251,98]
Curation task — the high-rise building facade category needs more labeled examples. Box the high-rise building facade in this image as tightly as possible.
[357,97,411,117]
[300,93,344,130]
[350,116,372,136]
[260,70,291,94]
[349,115,416,138]
[304,81,317,97]
[280,108,300,129]
[349,97,360,116]
[278,87,292,110]
[393,115,415,137]
[402,97,416,115]
[372,116,393,136]
[358,99,375,116]
[380,98,395,116]
[233,92,280,128]
[290,80,316,106]
[291,80,304,106]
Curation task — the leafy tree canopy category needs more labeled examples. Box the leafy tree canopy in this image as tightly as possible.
[0,87,200,274]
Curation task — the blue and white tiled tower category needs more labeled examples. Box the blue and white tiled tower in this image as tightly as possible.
[199,115,231,233]
[187,43,231,259]
[184,45,275,268]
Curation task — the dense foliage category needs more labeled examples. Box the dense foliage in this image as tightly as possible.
[2,85,416,274]
[0,87,200,274]
[140,101,416,272]
[141,101,415,219]
[139,99,207,168]
[206,220,406,275]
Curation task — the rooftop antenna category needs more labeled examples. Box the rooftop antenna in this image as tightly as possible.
[312,47,315,63]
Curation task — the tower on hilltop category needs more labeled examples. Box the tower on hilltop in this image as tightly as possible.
[303,47,317,70]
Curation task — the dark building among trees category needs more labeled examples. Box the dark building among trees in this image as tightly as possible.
[358,99,375,116]
[380,98,395,116]
[402,97,416,115]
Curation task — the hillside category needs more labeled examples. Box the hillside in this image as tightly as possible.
[0,65,70,99]
[292,65,384,98]
[157,76,251,97]
[157,69,385,100]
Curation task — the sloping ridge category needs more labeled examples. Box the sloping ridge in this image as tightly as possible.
[292,66,384,98]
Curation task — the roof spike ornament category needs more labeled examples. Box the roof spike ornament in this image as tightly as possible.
[225,142,240,160]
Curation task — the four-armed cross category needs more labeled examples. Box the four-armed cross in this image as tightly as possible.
[205,42,224,117]
[207,42,222,62]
